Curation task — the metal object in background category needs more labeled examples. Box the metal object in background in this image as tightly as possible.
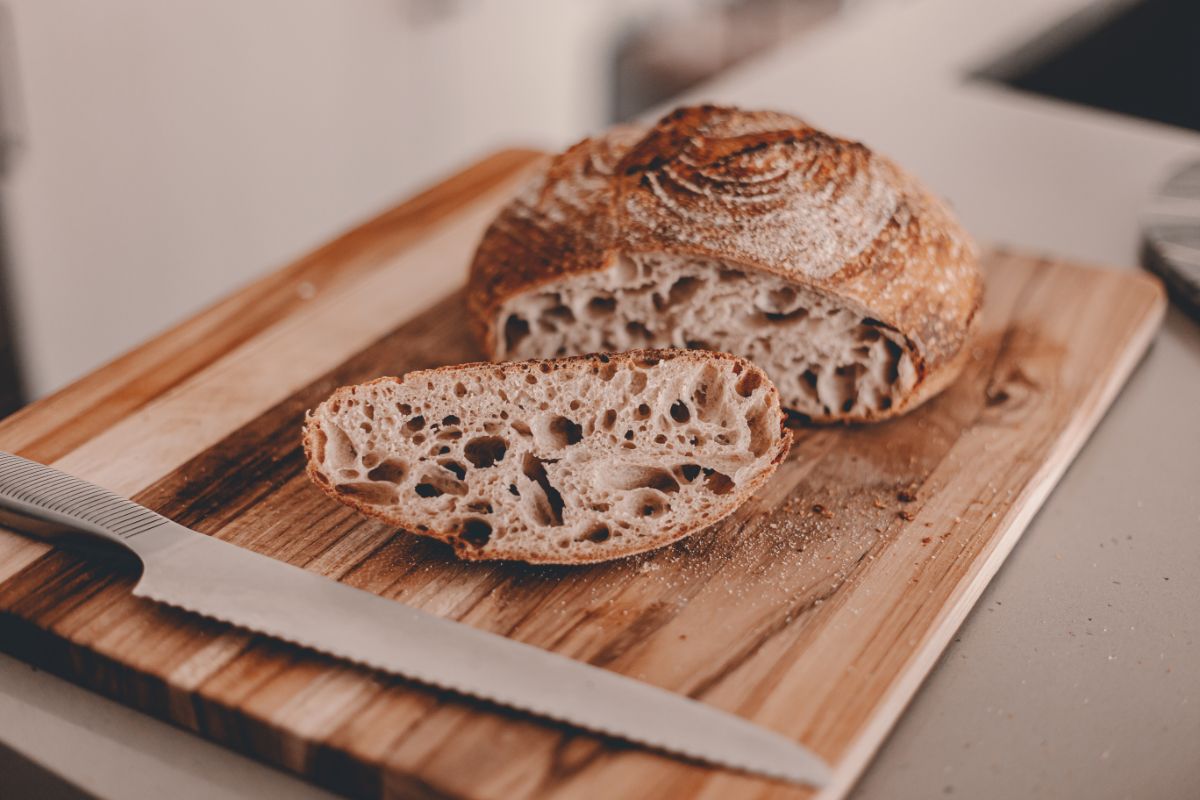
[0,451,831,788]
[1142,160,1200,321]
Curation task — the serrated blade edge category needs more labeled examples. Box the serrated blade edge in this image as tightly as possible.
[134,526,830,787]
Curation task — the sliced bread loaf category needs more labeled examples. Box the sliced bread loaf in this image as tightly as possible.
[466,105,983,422]
[303,349,791,564]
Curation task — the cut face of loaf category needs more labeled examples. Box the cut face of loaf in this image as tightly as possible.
[303,350,791,564]
[498,252,920,421]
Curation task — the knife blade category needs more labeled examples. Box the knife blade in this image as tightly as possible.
[0,451,830,787]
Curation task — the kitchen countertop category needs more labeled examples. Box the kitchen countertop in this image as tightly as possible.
[2,0,1197,797]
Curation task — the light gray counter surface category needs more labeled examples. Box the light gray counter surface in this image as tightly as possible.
[2,0,1197,797]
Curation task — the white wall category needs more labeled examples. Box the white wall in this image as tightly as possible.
[2,0,659,397]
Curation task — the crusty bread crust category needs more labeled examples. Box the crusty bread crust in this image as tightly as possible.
[303,349,791,564]
[466,105,983,423]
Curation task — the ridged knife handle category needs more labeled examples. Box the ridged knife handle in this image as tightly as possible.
[0,451,171,551]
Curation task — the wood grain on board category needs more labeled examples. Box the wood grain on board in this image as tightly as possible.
[0,151,1166,800]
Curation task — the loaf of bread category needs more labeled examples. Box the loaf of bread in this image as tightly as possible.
[467,105,983,422]
[304,349,791,563]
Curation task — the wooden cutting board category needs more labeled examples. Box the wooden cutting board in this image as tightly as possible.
[0,150,1166,800]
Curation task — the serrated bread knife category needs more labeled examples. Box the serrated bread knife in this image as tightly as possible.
[0,451,830,787]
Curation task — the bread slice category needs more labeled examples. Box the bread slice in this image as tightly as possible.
[466,105,983,422]
[303,349,791,564]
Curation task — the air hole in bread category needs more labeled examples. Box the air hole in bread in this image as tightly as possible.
[361,451,382,470]
[336,482,396,505]
[736,370,763,397]
[762,307,808,324]
[692,364,723,420]
[326,424,357,466]
[367,459,407,483]
[670,400,690,423]
[629,371,648,394]
[459,518,492,548]
[582,525,610,544]
[397,402,412,415]
[522,453,565,526]
[857,326,881,343]
[615,254,640,282]
[440,460,466,480]
[634,403,651,420]
[628,490,668,518]
[310,427,328,464]
[703,469,735,495]
[359,422,372,433]
[464,436,507,468]
[466,500,493,514]
[547,416,583,448]
[767,285,797,308]
[511,420,532,438]
[588,296,616,317]
[678,464,702,482]
[337,468,360,480]
[442,415,460,426]
[600,409,617,430]
[415,471,466,498]
[504,315,530,352]
[454,382,467,397]
[884,339,903,384]
[746,408,772,458]
[626,321,652,339]
[607,465,680,494]
[405,415,425,433]
[546,304,575,323]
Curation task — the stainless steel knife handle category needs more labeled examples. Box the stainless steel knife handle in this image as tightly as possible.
[0,451,172,551]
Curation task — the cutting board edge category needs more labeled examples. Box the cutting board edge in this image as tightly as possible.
[821,265,1167,799]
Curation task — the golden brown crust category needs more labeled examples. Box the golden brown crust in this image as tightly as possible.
[466,105,983,420]
[303,348,792,564]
